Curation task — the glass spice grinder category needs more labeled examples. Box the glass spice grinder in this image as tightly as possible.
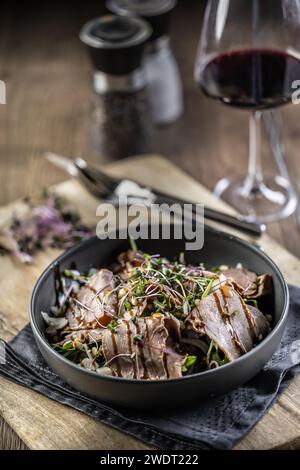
[80,15,152,159]
[107,0,184,126]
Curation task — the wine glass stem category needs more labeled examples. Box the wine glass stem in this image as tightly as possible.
[242,111,264,196]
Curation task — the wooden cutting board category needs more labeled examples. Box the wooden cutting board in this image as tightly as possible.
[0,155,300,450]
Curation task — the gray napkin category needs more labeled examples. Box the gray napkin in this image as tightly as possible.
[1,285,300,450]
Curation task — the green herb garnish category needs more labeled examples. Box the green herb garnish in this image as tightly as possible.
[107,319,119,332]
[133,333,144,344]
[210,266,220,273]
[129,237,138,252]
[244,299,258,308]
[182,355,197,373]
[54,341,83,362]
[201,277,215,300]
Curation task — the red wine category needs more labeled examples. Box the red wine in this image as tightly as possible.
[198,48,300,110]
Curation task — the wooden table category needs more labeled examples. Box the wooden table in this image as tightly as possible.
[1,154,300,451]
[1,1,300,256]
[0,0,300,450]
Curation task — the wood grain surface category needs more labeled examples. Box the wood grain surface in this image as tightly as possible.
[0,1,300,257]
[0,155,300,450]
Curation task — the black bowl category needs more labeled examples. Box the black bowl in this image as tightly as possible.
[30,226,289,408]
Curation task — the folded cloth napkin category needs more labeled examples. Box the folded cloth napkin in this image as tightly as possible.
[1,285,300,450]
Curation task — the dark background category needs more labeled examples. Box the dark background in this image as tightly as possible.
[0,0,300,256]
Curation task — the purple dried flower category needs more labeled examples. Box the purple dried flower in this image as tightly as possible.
[0,193,93,263]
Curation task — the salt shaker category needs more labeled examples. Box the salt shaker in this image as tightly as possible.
[80,15,152,159]
[107,0,184,126]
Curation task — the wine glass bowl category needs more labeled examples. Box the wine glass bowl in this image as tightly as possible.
[195,0,300,223]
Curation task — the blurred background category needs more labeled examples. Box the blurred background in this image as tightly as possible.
[0,0,300,254]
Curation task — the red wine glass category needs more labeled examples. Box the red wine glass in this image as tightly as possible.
[195,0,299,223]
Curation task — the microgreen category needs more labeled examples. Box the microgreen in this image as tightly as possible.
[201,277,215,300]
[182,355,197,373]
[107,319,119,332]
[129,237,138,252]
[244,299,258,308]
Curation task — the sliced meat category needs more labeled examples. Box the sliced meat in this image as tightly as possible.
[184,268,218,279]
[102,315,186,380]
[185,285,270,362]
[185,288,241,361]
[59,327,104,345]
[222,267,271,299]
[253,273,272,298]
[138,315,187,379]
[65,269,118,330]
[142,315,169,379]
[113,250,144,280]
[102,320,137,379]
[165,339,186,379]
[164,314,183,341]
[65,310,80,329]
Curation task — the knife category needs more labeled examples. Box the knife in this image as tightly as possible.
[45,152,266,238]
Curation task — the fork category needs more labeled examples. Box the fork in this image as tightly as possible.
[46,152,265,238]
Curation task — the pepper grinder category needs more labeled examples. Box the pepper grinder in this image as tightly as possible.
[107,0,183,126]
[80,15,152,159]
